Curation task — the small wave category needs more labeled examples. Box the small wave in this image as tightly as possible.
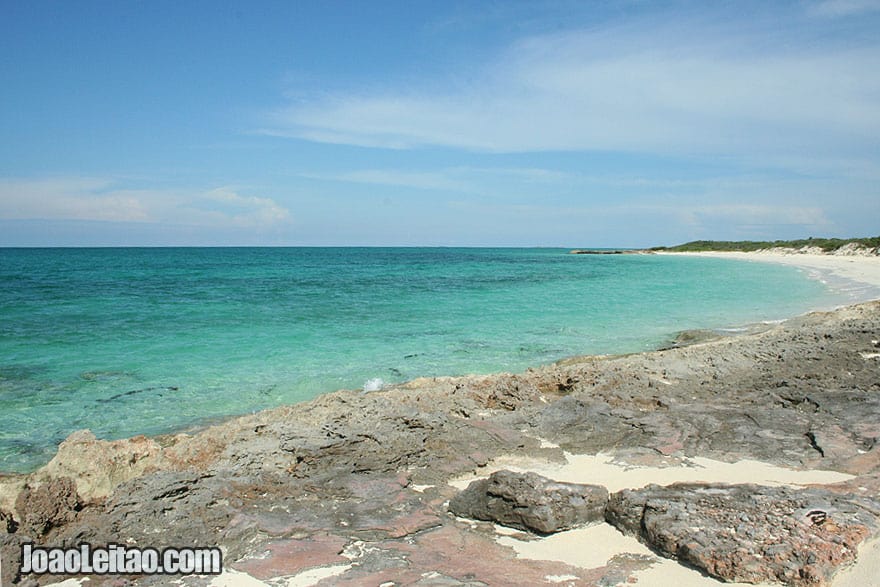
[363,378,385,392]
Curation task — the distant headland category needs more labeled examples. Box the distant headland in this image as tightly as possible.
[571,236,880,256]
[648,236,880,254]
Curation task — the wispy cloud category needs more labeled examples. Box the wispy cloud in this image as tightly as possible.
[266,15,880,165]
[0,178,291,229]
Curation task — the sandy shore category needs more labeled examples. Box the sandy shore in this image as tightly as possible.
[665,251,880,305]
[449,450,866,587]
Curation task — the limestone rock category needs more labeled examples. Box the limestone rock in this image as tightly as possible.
[0,532,28,586]
[67,470,240,551]
[14,476,81,538]
[605,482,880,586]
[449,470,608,534]
[37,430,168,501]
[0,509,16,533]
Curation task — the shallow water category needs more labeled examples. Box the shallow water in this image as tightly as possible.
[0,247,846,472]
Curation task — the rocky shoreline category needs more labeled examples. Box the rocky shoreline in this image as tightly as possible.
[2,301,880,585]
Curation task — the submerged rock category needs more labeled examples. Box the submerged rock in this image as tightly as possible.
[449,470,608,534]
[605,482,880,586]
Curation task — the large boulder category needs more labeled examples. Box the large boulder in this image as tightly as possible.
[449,470,608,534]
[605,482,880,586]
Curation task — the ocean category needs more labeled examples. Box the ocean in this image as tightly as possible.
[0,247,847,472]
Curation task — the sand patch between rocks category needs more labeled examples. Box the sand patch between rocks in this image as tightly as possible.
[451,451,863,587]
[449,451,854,492]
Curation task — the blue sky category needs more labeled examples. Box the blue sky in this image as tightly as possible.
[1,0,879,247]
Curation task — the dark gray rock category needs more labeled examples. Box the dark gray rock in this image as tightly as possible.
[605,482,880,586]
[53,470,247,560]
[449,470,608,534]
[523,302,880,471]
[1,531,29,586]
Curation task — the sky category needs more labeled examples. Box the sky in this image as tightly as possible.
[1,0,879,247]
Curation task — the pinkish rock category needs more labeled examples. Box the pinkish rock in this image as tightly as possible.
[234,534,348,580]
[605,482,880,586]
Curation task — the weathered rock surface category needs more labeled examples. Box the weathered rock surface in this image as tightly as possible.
[0,509,16,533]
[523,303,880,472]
[606,482,880,586]
[13,476,82,538]
[32,430,169,501]
[0,301,878,585]
[449,470,608,533]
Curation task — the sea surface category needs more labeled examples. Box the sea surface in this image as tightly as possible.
[0,247,849,472]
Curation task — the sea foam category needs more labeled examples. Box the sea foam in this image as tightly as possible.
[363,378,385,392]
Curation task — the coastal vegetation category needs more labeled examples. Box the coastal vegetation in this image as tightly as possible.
[651,236,880,253]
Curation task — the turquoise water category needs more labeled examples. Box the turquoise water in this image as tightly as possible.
[0,247,844,472]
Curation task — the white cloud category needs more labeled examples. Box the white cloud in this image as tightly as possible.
[266,19,880,162]
[200,188,291,227]
[0,178,150,222]
[0,178,291,229]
